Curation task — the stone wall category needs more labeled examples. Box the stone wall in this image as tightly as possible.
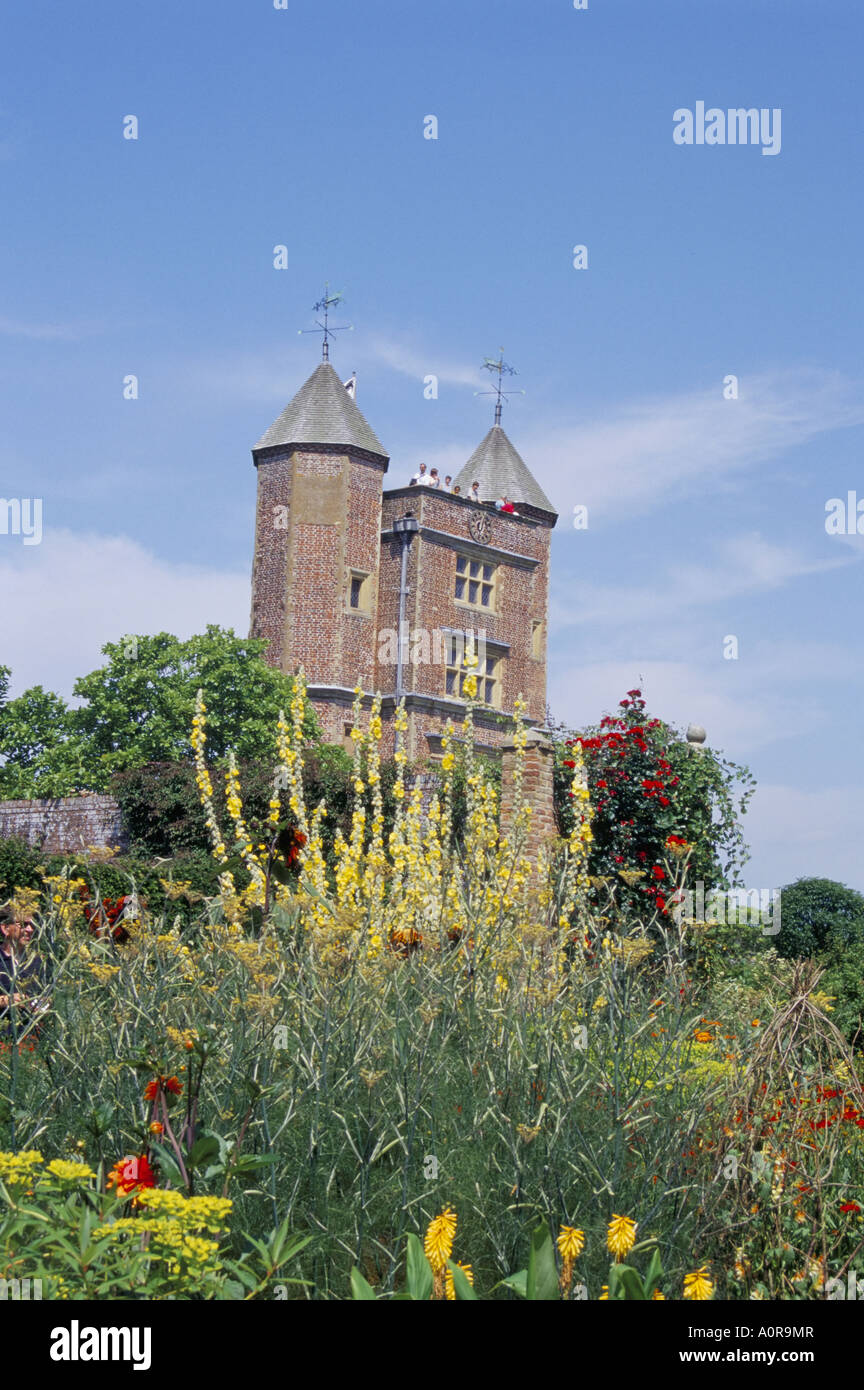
[0,796,127,855]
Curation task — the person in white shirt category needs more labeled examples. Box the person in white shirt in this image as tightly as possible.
[411,463,429,485]
[470,481,481,502]
[442,476,452,492]
[429,469,441,488]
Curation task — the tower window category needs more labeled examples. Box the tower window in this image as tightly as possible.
[455,554,495,609]
[531,619,544,660]
[444,635,501,708]
[347,571,371,613]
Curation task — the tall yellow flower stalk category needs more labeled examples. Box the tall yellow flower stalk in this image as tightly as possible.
[275,669,311,845]
[360,694,387,917]
[556,739,594,934]
[192,692,229,872]
[224,753,266,906]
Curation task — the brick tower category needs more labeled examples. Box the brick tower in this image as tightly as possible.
[249,361,557,760]
[249,359,389,743]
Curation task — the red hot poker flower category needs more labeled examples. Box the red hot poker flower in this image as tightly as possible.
[143,1075,183,1101]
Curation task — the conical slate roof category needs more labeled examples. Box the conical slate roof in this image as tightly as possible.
[454,425,555,515]
[253,362,388,460]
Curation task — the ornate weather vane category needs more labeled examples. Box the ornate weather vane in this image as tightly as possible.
[474,349,525,425]
[298,284,354,361]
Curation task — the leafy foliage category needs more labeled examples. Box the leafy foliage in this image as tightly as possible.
[552,688,755,894]
[0,627,316,797]
[774,876,864,960]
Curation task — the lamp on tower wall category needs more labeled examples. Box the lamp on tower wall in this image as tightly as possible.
[392,512,419,755]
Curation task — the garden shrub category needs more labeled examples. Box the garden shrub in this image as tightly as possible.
[774,876,864,960]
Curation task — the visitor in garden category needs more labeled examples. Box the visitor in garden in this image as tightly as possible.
[0,905,48,1029]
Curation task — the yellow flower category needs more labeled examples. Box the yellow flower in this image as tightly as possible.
[47,1158,96,1181]
[651,1288,665,1300]
[0,1150,44,1185]
[683,1265,714,1300]
[445,1262,474,1300]
[424,1206,457,1273]
[606,1214,638,1260]
[557,1225,585,1261]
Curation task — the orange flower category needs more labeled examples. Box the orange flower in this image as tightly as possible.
[143,1075,183,1101]
[107,1154,156,1197]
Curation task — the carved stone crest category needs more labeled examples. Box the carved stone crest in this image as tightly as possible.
[468,510,492,544]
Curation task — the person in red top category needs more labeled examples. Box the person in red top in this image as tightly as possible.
[496,495,515,513]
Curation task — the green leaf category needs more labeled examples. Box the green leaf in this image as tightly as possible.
[153,1146,184,1186]
[447,1260,478,1300]
[186,1135,220,1168]
[526,1226,558,1301]
[615,1264,647,1300]
[234,1153,281,1172]
[643,1248,664,1298]
[405,1233,434,1302]
[498,1270,528,1298]
[350,1267,377,1300]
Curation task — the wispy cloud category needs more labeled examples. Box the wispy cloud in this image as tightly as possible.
[550,532,854,629]
[545,657,823,757]
[528,368,864,519]
[398,367,864,514]
[364,335,484,389]
[0,316,86,342]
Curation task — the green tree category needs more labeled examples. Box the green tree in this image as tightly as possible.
[0,628,317,796]
[774,877,864,960]
[0,684,77,797]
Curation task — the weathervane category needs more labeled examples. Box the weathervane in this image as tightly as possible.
[298,284,354,361]
[474,349,525,425]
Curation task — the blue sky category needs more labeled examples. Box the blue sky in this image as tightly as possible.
[1,0,862,889]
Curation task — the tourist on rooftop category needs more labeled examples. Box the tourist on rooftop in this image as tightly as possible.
[452,484,461,495]
[496,495,515,513]
[429,469,441,488]
[410,462,429,485]
[443,475,452,492]
[470,481,481,502]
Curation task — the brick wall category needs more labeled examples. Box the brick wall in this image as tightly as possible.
[378,488,552,760]
[250,444,386,685]
[499,731,559,866]
[0,796,127,855]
